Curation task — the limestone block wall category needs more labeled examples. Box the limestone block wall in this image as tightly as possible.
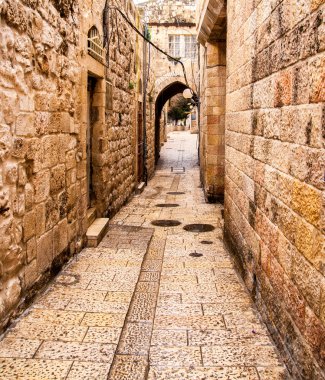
[199,42,226,202]
[80,0,139,217]
[146,95,155,179]
[138,0,195,24]
[224,0,325,378]
[0,0,83,331]
[0,0,147,332]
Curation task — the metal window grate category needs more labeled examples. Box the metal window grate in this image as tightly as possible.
[88,26,104,62]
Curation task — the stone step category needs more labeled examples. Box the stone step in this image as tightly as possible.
[86,218,109,248]
[87,207,97,227]
[136,182,146,194]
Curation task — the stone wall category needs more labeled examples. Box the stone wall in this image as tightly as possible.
[199,41,226,202]
[0,0,147,332]
[79,0,142,216]
[0,0,83,332]
[139,0,195,24]
[224,1,325,378]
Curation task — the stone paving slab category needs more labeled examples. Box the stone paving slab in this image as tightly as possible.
[66,361,111,380]
[149,346,202,367]
[151,330,188,347]
[0,132,289,379]
[147,366,260,380]
[0,358,72,379]
[0,224,154,379]
[35,341,116,362]
[201,344,282,367]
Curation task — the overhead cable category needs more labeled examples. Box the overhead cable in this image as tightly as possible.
[108,6,190,87]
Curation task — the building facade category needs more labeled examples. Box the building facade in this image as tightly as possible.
[197,0,325,378]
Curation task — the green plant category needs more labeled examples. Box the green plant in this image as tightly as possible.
[129,81,135,90]
[168,98,191,121]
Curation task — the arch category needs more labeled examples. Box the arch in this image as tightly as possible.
[154,75,187,101]
[154,79,196,163]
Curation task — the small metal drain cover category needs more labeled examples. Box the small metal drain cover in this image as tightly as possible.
[155,204,180,208]
[171,167,185,173]
[201,240,213,244]
[151,220,181,227]
[183,224,215,232]
[167,191,185,195]
[189,252,203,257]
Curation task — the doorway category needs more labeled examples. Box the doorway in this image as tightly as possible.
[137,102,144,183]
[87,76,96,208]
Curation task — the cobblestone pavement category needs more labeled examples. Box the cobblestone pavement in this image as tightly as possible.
[0,131,288,379]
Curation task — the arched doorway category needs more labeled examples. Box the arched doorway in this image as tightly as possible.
[155,80,195,163]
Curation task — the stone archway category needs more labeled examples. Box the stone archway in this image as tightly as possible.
[154,77,195,163]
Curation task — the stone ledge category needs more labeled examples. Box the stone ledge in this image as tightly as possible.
[86,218,110,248]
[136,182,146,194]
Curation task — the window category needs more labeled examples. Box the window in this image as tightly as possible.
[88,26,104,62]
[184,35,197,60]
[168,34,197,60]
[169,35,181,57]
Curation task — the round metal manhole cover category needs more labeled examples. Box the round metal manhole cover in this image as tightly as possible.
[167,192,185,195]
[151,220,181,227]
[183,224,215,233]
[189,252,203,257]
[200,240,213,245]
[155,204,180,208]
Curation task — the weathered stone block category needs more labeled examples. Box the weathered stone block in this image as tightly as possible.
[320,282,325,324]
[35,203,46,238]
[291,248,322,315]
[304,305,325,355]
[24,183,34,211]
[36,229,53,273]
[274,70,293,107]
[3,278,21,312]
[295,218,322,264]
[50,165,65,194]
[309,55,325,103]
[23,210,36,242]
[292,180,322,227]
[66,150,76,170]
[42,136,59,169]
[15,113,35,137]
[283,272,306,331]
[26,237,36,263]
[23,259,39,289]
[53,218,68,256]
[33,170,50,203]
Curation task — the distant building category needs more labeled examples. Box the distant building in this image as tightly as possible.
[138,0,198,161]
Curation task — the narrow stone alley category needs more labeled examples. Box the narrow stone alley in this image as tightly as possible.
[0,131,288,379]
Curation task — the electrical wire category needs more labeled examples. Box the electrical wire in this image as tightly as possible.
[109,6,190,88]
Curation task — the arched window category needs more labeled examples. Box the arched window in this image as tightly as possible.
[88,26,104,62]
